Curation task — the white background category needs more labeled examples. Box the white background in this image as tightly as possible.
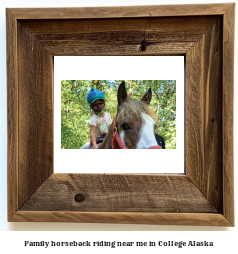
[54,56,184,173]
[0,0,237,252]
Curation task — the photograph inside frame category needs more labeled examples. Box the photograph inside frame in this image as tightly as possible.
[61,80,176,150]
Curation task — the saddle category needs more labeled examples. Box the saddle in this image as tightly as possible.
[96,135,105,144]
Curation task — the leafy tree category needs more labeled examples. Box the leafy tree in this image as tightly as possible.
[61,80,176,149]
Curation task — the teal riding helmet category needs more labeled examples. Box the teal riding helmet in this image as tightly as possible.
[87,87,105,105]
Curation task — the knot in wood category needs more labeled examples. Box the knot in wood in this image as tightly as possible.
[74,193,85,202]
[140,40,148,52]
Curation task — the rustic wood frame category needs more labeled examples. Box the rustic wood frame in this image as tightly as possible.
[7,4,234,226]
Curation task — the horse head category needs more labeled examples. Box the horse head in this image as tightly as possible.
[100,81,162,149]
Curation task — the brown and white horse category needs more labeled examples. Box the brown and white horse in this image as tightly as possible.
[99,81,162,149]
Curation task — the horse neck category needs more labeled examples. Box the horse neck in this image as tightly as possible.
[99,116,121,149]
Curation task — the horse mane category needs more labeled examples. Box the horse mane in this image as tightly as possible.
[117,98,158,124]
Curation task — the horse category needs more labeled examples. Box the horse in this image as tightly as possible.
[99,81,162,149]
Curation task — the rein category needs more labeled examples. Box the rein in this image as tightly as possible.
[111,112,162,150]
[112,113,127,149]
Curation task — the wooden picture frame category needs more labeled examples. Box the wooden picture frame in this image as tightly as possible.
[7,3,234,226]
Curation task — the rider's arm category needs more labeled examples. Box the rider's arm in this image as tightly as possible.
[90,125,98,148]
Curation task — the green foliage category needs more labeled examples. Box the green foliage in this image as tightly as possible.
[61,80,176,149]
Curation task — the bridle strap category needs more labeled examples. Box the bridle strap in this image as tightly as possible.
[112,113,127,149]
[147,145,162,149]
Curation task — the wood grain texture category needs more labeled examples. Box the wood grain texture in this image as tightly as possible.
[18,23,54,208]
[20,16,218,34]
[7,9,18,221]
[222,4,235,226]
[20,174,217,213]
[37,41,193,56]
[8,3,233,19]
[19,17,218,56]
[11,211,232,226]
[186,18,223,212]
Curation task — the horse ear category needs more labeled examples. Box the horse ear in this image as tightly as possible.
[117,81,127,107]
[141,88,152,105]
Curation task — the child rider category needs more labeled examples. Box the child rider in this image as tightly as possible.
[87,87,112,149]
